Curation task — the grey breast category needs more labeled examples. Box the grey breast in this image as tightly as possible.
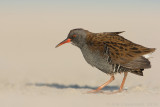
[80,45,113,74]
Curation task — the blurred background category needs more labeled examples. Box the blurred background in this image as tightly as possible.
[0,0,159,106]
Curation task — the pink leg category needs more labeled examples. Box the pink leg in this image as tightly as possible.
[87,75,115,93]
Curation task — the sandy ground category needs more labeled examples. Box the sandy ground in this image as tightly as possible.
[0,34,159,107]
[0,10,160,107]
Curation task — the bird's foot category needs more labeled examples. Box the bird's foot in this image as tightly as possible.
[87,89,103,93]
[105,89,126,94]
[112,89,123,94]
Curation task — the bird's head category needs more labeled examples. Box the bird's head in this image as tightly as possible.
[55,28,87,48]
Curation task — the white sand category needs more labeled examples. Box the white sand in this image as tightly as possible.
[0,34,159,107]
[0,11,160,107]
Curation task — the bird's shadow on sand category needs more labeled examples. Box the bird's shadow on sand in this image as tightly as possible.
[27,83,119,91]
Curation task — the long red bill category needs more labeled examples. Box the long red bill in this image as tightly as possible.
[55,38,71,48]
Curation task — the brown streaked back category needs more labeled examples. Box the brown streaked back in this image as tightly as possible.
[86,31,155,66]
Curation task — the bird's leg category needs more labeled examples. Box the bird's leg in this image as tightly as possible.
[119,72,128,91]
[112,72,128,94]
[87,75,115,93]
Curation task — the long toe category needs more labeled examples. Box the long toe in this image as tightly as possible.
[87,89,103,93]
[106,89,125,94]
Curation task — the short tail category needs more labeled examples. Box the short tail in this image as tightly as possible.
[130,69,144,76]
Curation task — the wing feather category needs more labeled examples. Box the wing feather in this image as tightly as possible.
[86,32,155,69]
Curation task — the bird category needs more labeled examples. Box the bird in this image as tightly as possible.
[55,28,155,93]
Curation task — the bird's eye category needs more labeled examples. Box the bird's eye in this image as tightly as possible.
[72,35,76,37]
